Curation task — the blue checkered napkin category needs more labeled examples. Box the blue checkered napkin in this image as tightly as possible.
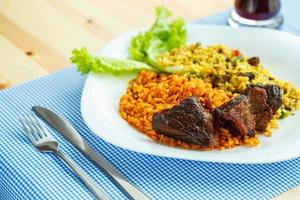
[1,69,300,200]
[1,1,300,199]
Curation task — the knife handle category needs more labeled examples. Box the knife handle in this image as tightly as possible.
[88,149,151,200]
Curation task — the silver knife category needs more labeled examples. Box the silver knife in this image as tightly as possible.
[32,106,151,200]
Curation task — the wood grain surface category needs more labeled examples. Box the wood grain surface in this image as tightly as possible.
[0,0,299,199]
[0,0,230,88]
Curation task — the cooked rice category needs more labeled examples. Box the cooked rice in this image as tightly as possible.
[120,43,300,150]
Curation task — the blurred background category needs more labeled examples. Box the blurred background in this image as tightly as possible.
[0,0,231,89]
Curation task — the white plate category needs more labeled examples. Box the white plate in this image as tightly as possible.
[81,25,300,164]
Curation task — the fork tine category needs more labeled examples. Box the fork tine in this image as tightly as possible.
[28,113,45,138]
[31,113,48,137]
[19,116,36,144]
[24,114,41,140]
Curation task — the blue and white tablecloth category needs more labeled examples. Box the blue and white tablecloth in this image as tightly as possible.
[1,1,300,199]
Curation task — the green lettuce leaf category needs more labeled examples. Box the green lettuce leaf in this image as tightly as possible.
[71,48,153,75]
[129,6,186,71]
[71,6,187,76]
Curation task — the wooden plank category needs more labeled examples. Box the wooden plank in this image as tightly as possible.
[49,0,137,36]
[0,0,103,59]
[0,35,47,87]
[274,187,300,200]
[51,0,230,35]
[91,0,230,22]
[0,78,10,90]
[0,0,230,75]
[0,14,68,72]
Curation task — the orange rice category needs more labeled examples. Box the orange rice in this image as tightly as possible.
[119,71,260,150]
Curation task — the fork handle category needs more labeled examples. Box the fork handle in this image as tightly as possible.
[56,150,111,200]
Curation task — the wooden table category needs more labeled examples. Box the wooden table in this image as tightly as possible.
[0,0,231,88]
[0,0,298,199]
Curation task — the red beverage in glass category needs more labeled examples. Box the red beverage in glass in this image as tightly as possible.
[228,0,283,29]
[235,0,281,20]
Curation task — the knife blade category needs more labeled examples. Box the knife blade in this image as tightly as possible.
[32,106,151,200]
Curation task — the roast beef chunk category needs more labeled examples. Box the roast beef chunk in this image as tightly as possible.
[246,84,282,131]
[151,84,282,146]
[215,95,256,137]
[152,96,218,147]
[263,84,282,113]
[247,84,282,114]
[246,86,270,114]
[255,111,274,131]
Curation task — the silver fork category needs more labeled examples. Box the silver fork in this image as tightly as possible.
[19,113,111,200]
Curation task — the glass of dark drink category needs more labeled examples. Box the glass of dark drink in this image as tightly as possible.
[228,0,283,29]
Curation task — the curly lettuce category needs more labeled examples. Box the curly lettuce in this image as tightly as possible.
[71,48,152,75]
[71,6,187,75]
[129,6,186,71]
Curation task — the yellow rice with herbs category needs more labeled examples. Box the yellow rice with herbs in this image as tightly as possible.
[120,43,300,150]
